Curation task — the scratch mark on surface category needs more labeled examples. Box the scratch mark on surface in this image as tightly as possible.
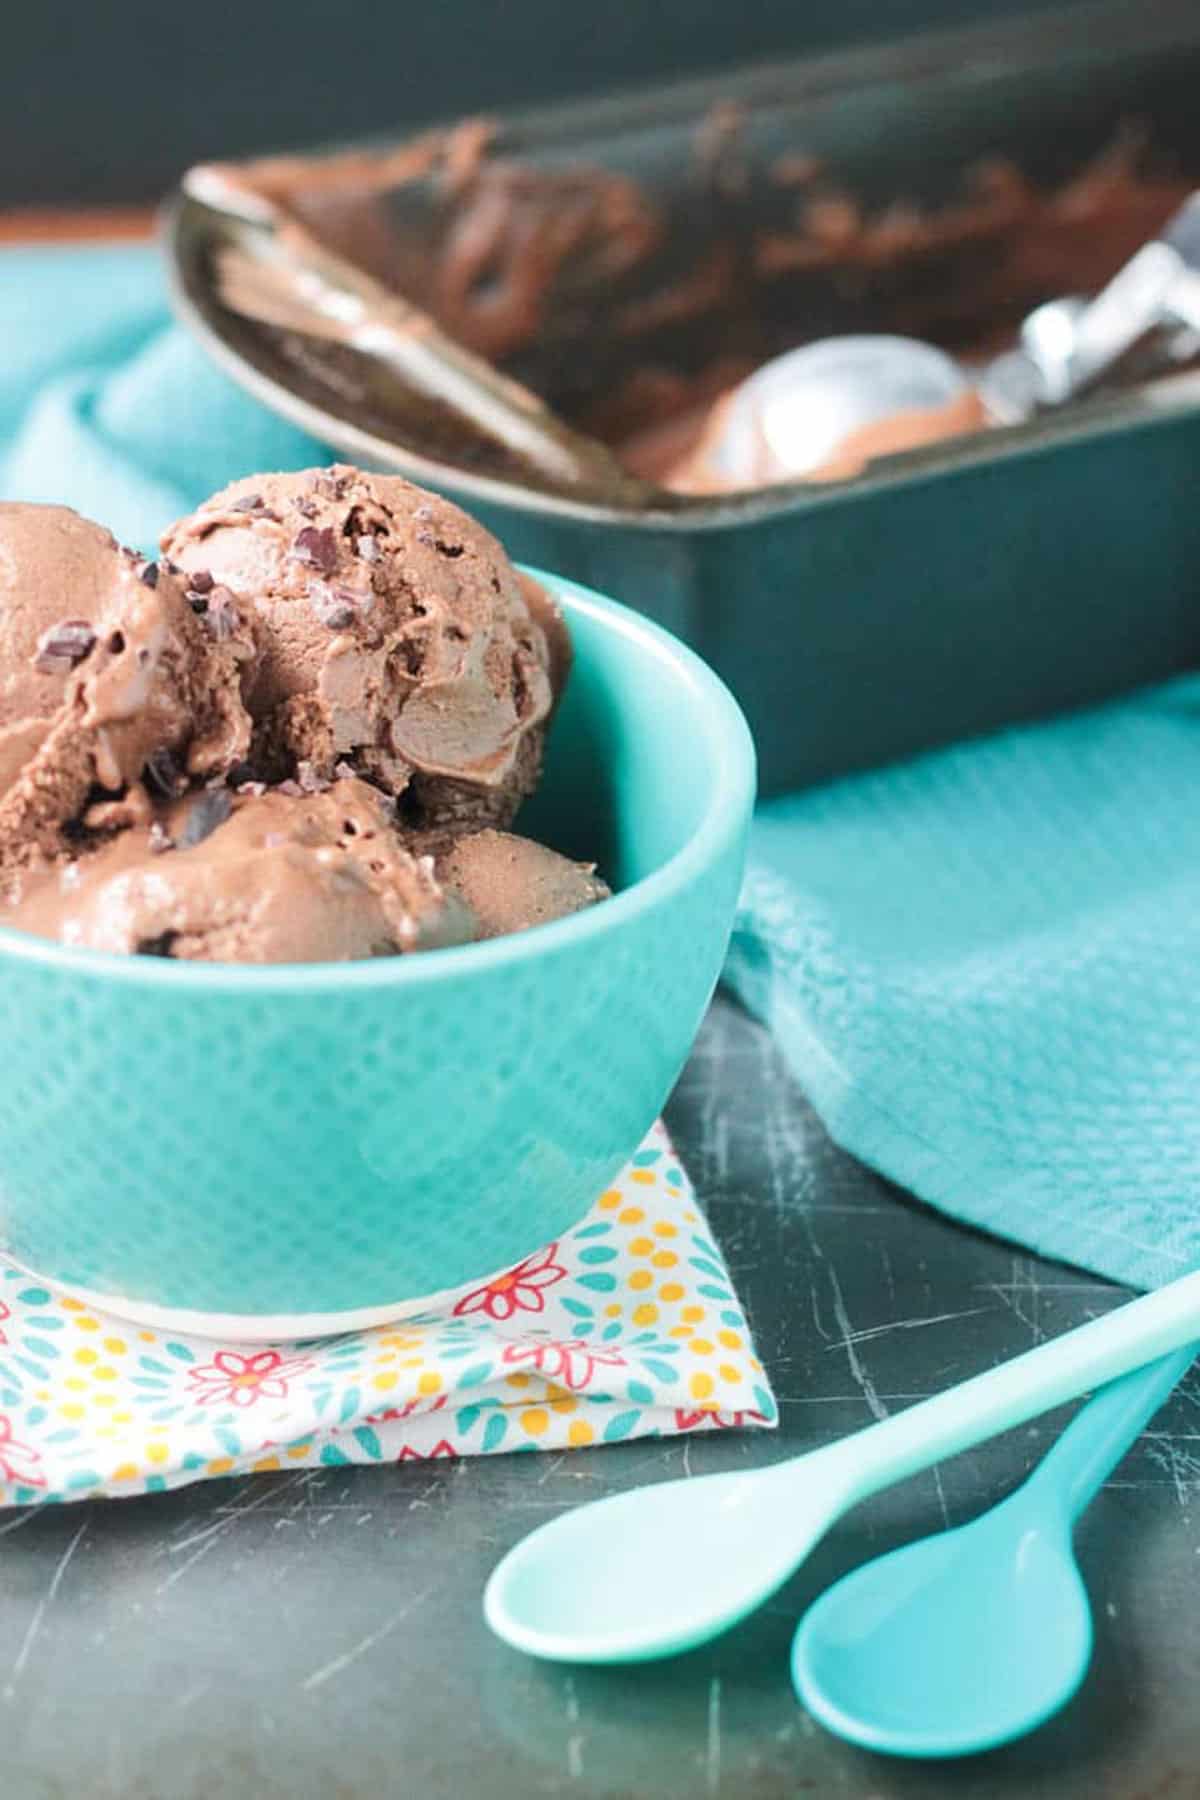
[822,1307,988,1351]
[930,1460,950,1531]
[826,1264,888,1422]
[706,1676,722,1794]
[0,1509,37,1539]
[301,1586,433,1692]
[564,1675,584,1778]
[157,1478,301,1593]
[4,1517,87,1698]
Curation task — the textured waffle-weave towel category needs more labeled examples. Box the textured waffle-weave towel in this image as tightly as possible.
[728,675,1200,1292]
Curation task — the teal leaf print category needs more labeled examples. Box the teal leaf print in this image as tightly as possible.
[353,1426,382,1459]
[603,1410,641,1443]
[320,1444,350,1466]
[457,1361,494,1389]
[625,1382,655,1405]
[577,1273,617,1293]
[578,1247,618,1266]
[481,1413,508,1453]
[338,1387,361,1424]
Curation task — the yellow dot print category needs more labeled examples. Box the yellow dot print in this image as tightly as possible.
[653,1222,678,1239]
[568,1419,595,1447]
[417,1371,442,1397]
[60,1297,83,1312]
[93,1365,118,1382]
[253,1456,281,1474]
[145,1442,170,1466]
[659,1282,685,1303]
[689,1339,714,1357]
[111,1463,138,1483]
[598,1189,622,1211]
[64,1377,87,1394]
[207,1457,234,1477]
[619,1206,646,1225]
[669,1325,693,1339]
[719,1364,742,1384]
[628,1236,654,1257]
[74,1348,98,1367]
[604,1303,622,1318]
[718,1329,743,1350]
[102,1337,127,1356]
[59,1403,85,1421]
[372,1371,398,1392]
[630,1170,655,1186]
[629,1269,653,1292]
[521,1408,550,1437]
[650,1251,678,1270]
[505,1371,533,1389]
[74,1316,100,1333]
[689,1373,715,1401]
[681,1304,704,1323]
[632,1303,659,1327]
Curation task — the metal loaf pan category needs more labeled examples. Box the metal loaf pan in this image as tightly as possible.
[166,0,1200,796]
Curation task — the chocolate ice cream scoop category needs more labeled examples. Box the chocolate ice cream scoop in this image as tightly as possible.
[0,504,256,878]
[5,777,471,963]
[434,829,610,939]
[161,466,560,830]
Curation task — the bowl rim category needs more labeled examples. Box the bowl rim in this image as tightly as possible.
[0,569,755,993]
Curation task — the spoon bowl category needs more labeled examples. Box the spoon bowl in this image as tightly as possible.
[792,1500,1091,1757]
[483,1458,853,1662]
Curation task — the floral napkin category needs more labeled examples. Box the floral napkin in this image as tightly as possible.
[0,1123,775,1507]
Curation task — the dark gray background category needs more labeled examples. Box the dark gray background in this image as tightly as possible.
[4,0,1065,207]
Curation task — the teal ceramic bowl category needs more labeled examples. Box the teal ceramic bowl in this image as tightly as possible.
[0,571,754,1336]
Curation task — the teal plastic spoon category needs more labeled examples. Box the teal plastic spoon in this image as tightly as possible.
[484,1269,1200,1663]
[791,1345,1195,1758]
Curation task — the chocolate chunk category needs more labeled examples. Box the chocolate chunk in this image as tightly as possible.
[187,594,209,615]
[178,787,233,849]
[144,748,187,800]
[138,931,179,958]
[139,560,159,588]
[311,585,358,630]
[34,619,96,674]
[435,540,464,558]
[293,526,339,576]
[188,569,215,595]
[231,493,263,513]
[148,821,175,855]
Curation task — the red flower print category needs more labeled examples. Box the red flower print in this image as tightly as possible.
[453,1242,567,1321]
[0,1411,45,1488]
[397,1439,457,1461]
[187,1349,313,1409]
[366,1394,449,1426]
[501,1338,627,1392]
[673,1407,768,1433]
[0,1297,9,1347]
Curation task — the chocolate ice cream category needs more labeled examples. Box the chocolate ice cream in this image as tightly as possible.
[435,829,610,940]
[6,778,471,963]
[161,467,559,829]
[0,471,609,964]
[0,505,255,879]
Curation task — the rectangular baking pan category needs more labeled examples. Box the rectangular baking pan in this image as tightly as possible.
[166,0,1200,796]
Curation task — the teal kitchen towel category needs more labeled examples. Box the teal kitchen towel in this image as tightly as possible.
[728,674,1200,1292]
[6,245,1197,1294]
[0,243,327,548]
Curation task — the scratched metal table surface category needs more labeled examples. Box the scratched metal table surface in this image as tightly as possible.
[2,994,1195,1800]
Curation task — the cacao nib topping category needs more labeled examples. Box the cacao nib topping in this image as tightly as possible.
[138,931,179,958]
[231,493,263,513]
[144,748,187,800]
[187,569,215,595]
[34,619,96,674]
[139,560,159,588]
[204,587,242,642]
[296,761,331,794]
[178,787,233,849]
[292,526,338,576]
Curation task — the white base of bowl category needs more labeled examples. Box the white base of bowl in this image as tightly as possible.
[10,1261,486,1342]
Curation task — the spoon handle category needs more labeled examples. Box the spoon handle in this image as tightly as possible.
[1024,1346,1197,1523]
[831,1268,1200,1509]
